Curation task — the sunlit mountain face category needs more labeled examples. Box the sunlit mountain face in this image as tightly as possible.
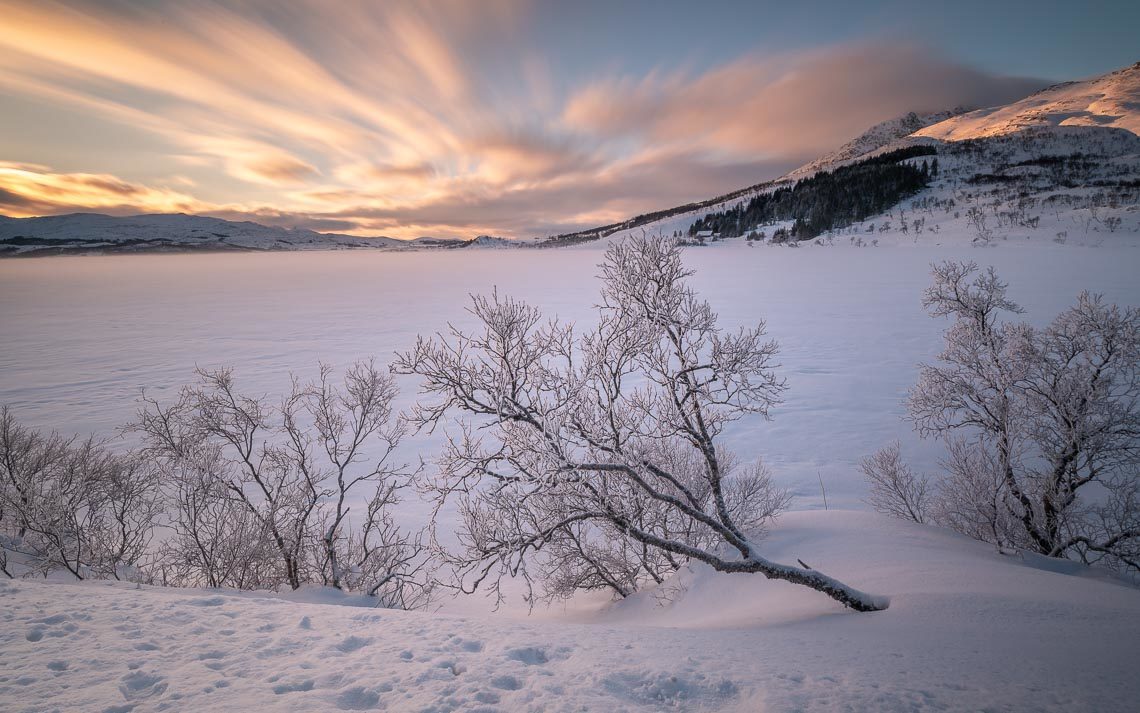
[0,0,1133,240]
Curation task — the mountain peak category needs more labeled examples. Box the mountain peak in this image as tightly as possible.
[913,60,1140,141]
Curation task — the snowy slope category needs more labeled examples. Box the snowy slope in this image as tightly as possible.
[915,61,1140,141]
[3,511,1138,712]
[784,110,960,180]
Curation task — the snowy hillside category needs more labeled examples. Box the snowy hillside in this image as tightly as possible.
[4,511,1138,713]
[784,109,961,180]
[915,61,1140,141]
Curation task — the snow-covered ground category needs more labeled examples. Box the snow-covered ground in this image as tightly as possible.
[4,511,1139,713]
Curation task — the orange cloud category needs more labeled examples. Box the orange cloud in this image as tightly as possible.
[0,162,209,216]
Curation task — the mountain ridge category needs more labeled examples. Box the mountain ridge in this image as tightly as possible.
[0,212,511,256]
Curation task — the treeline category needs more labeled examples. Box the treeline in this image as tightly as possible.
[689,146,937,241]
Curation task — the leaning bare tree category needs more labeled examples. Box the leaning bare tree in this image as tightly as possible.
[134,361,431,607]
[396,235,887,612]
[867,261,1140,573]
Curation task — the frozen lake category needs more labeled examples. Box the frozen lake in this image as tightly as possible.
[3,243,1138,508]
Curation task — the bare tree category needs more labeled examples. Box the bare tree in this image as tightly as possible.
[967,206,994,243]
[135,368,316,590]
[538,450,789,603]
[860,442,930,524]
[875,261,1140,572]
[134,362,429,604]
[396,235,887,612]
[1,407,71,545]
[86,453,163,580]
[149,446,279,589]
[0,408,162,580]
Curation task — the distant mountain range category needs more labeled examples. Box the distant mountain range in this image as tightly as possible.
[4,61,1138,256]
[0,213,512,257]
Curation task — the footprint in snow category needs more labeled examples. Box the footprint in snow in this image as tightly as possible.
[335,636,371,653]
[437,660,466,676]
[186,596,226,607]
[336,686,382,710]
[491,675,523,691]
[118,671,168,701]
[272,679,315,695]
[505,647,549,666]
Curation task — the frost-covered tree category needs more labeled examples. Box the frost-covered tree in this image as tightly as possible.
[0,407,161,580]
[860,442,930,524]
[134,362,430,605]
[396,235,886,611]
[869,261,1140,572]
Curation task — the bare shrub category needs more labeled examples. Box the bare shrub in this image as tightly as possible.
[860,442,930,524]
[0,407,161,580]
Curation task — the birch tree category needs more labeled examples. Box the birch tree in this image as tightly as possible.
[134,362,429,604]
[396,235,887,612]
[869,261,1140,572]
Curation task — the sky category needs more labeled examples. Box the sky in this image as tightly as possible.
[0,0,1136,239]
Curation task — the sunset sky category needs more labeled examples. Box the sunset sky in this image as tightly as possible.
[1,0,1136,239]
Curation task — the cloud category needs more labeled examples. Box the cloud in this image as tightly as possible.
[563,44,1045,160]
[0,161,209,216]
[0,3,1049,239]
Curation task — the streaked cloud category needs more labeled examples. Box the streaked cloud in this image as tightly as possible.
[0,161,209,215]
[0,2,1047,238]
[562,45,1044,160]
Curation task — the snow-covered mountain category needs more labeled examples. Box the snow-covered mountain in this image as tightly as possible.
[0,213,406,256]
[532,60,1140,249]
[914,61,1140,141]
[0,213,521,256]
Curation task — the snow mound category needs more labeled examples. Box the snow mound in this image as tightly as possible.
[3,511,1138,712]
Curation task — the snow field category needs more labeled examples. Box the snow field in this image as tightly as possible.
[3,511,1139,712]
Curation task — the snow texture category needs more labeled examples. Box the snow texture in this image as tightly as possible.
[2,511,1138,712]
